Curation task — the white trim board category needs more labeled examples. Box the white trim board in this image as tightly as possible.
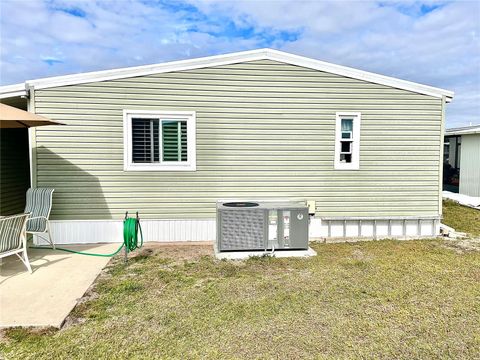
[0,48,453,101]
[334,112,361,170]
[123,109,197,172]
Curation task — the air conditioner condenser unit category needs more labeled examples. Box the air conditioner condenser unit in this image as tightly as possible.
[216,200,310,253]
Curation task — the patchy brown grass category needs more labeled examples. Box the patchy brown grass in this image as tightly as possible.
[1,240,479,359]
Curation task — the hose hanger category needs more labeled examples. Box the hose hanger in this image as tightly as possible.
[30,212,143,259]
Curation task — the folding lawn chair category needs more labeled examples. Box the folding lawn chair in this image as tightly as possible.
[0,213,32,273]
[24,188,55,249]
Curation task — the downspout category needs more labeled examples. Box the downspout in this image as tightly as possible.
[439,95,446,217]
[26,83,37,188]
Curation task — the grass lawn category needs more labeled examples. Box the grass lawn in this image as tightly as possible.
[2,241,479,359]
[442,199,480,237]
[1,202,479,359]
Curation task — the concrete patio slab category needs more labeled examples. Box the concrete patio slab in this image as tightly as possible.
[0,243,119,328]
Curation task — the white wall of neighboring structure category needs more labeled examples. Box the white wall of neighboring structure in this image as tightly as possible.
[459,134,480,197]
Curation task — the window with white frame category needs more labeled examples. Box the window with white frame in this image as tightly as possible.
[123,110,196,171]
[334,112,361,170]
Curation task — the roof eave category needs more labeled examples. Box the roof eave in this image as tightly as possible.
[0,48,454,101]
[445,129,480,136]
[265,49,454,101]
[0,83,27,99]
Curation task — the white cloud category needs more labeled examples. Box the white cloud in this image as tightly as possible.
[0,0,478,126]
[193,0,479,126]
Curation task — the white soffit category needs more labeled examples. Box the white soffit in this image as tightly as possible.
[0,48,454,101]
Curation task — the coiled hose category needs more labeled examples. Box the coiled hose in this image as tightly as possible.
[30,217,143,257]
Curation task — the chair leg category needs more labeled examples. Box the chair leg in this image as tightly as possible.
[47,220,55,249]
[15,251,32,274]
[32,222,56,249]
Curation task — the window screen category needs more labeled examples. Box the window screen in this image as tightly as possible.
[162,120,188,162]
[131,118,188,163]
[132,118,159,163]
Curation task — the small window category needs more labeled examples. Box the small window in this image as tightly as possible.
[334,112,361,170]
[124,110,196,171]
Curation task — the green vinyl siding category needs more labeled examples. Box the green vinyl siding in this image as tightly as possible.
[32,60,443,220]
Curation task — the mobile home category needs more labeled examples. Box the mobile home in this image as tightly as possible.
[0,49,454,243]
[444,125,480,197]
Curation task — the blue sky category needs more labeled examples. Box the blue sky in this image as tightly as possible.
[0,0,479,127]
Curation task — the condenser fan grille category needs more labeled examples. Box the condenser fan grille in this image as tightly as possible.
[220,209,265,250]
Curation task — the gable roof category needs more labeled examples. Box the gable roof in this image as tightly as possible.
[0,48,454,101]
[445,124,480,136]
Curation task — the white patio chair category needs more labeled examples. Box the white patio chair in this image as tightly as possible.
[24,188,55,249]
[0,213,32,273]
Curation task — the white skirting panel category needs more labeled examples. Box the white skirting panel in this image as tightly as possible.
[35,216,440,245]
[315,217,440,240]
[34,219,216,245]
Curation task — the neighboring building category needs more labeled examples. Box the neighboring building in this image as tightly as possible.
[444,125,480,197]
[0,49,454,242]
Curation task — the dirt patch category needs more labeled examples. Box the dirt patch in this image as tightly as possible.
[134,243,213,261]
[441,238,480,253]
[1,326,57,343]
[76,285,100,305]
[352,248,373,261]
[61,316,86,329]
[0,328,9,345]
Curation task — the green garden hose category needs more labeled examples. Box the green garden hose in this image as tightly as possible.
[30,217,143,257]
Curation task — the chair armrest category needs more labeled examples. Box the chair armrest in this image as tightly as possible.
[27,216,49,222]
